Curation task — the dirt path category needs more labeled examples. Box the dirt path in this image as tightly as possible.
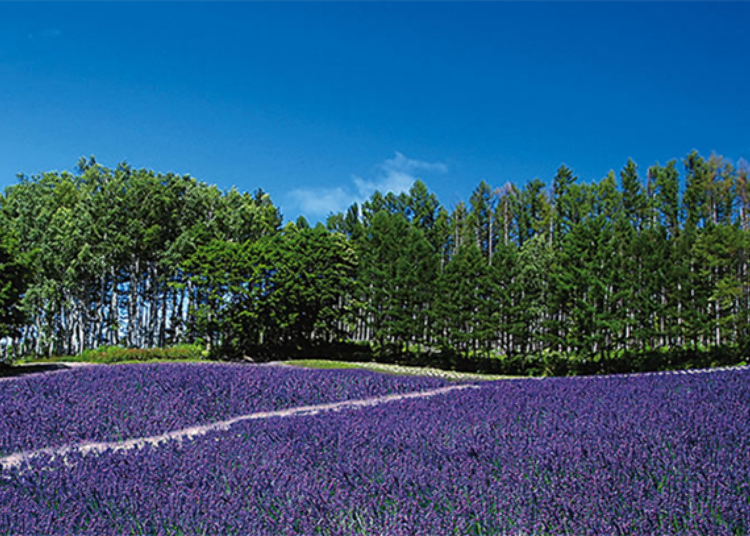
[0,384,478,470]
[0,361,98,384]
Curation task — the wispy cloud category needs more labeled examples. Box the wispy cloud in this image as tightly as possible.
[289,187,351,220]
[288,152,448,219]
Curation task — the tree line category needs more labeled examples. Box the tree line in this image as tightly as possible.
[1,152,749,373]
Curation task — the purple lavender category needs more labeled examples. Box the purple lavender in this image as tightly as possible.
[0,363,448,455]
[1,366,748,535]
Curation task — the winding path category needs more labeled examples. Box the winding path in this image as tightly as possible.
[0,383,478,470]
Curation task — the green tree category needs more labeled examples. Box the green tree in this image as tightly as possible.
[436,243,495,357]
[0,232,31,358]
[468,180,497,261]
[264,226,358,349]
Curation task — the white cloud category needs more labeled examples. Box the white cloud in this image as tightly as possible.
[289,187,351,218]
[287,152,448,219]
[383,151,448,175]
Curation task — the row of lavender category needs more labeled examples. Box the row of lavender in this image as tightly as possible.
[2,367,749,534]
[0,364,447,456]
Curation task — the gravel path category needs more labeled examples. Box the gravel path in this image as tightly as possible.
[0,383,478,470]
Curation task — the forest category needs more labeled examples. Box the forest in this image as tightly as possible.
[1,152,748,375]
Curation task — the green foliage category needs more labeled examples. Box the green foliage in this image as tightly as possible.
[0,228,32,354]
[183,226,357,360]
[1,159,281,358]
[78,344,205,363]
[26,344,205,364]
[3,151,750,377]
[85,345,204,363]
[436,243,494,356]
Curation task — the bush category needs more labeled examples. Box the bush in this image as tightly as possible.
[76,344,204,364]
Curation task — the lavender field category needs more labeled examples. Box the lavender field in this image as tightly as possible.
[1,364,749,535]
[0,363,447,456]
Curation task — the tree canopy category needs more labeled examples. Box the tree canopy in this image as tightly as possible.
[2,153,749,373]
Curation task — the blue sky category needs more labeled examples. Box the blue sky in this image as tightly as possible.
[1,2,748,222]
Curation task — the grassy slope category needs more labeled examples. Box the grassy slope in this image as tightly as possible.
[284,359,514,381]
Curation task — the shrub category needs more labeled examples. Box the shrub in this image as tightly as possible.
[76,344,204,364]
